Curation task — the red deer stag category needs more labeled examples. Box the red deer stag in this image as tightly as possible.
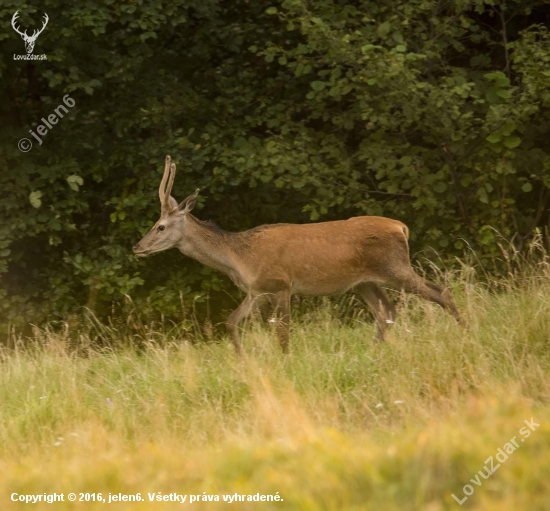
[133,156,462,354]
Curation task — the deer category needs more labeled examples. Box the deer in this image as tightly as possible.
[133,156,463,354]
[11,11,49,54]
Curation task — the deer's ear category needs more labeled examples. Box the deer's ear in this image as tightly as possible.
[178,189,200,214]
[168,196,178,210]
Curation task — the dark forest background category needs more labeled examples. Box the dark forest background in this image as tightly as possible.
[1,0,550,331]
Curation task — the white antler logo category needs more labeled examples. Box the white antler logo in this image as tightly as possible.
[11,11,49,54]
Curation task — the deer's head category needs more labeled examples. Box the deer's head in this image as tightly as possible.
[133,156,200,257]
[12,11,49,54]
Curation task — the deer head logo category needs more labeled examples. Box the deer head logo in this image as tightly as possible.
[11,11,49,54]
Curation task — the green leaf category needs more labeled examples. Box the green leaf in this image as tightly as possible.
[361,44,376,54]
[503,136,521,149]
[484,71,510,87]
[266,7,278,14]
[67,175,84,192]
[485,88,500,104]
[477,188,488,204]
[522,182,532,192]
[377,22,391,38]
[311,81,326,91]
[266,140,277,152]
[486,132,501,144]
[29,191,43,208]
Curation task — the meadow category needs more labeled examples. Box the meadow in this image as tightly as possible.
[1,259,550,510]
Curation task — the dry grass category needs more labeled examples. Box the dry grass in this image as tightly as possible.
[1,261,550,510]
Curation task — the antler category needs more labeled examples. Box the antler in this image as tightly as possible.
[159,155,176,213]
[11,11,48,39]
[11,11,27,38]
[32,13,49,38]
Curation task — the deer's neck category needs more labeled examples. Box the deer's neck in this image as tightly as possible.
[177,215,242,283]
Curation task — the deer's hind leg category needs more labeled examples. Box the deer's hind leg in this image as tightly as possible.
[267,289,291,354]
[388,269,462,324]
[356,282,396,342]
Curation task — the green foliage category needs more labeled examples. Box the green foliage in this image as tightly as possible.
[1,0,550,328]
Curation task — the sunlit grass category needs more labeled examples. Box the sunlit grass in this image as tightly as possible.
[1,264,550,509]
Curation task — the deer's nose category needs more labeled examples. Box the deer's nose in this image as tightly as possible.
[133,244,140,251]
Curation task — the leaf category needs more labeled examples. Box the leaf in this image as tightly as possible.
[29,191,43,208]
[501,120,516,136]
[503,135,521,149]
[484,71,510,87]
[392,33,404,44]
[477,188,488,204]
[522,182,532,192]
[67,174,84,192]
[485,88,500,104]
[470,54,491,66]
[266,7,278,14]
[377,22,391,38]
[266,140,277,152]
[311,81,326,91]
[486,132,501,144]
[361,44,376,54]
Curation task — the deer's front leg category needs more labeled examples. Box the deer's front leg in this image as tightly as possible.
[226,294,258,355]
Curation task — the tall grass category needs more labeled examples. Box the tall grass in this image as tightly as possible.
[1,258,550,509]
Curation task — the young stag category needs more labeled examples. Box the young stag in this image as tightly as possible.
[133,156,462,354]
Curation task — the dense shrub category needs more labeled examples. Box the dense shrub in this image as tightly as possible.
[1,0,549,328]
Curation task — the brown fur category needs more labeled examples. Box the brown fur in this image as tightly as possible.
[134,156,462,354]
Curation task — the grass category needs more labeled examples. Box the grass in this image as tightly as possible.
[1,262,550,510]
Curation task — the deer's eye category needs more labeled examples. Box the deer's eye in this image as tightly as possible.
[158,225,165,232]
